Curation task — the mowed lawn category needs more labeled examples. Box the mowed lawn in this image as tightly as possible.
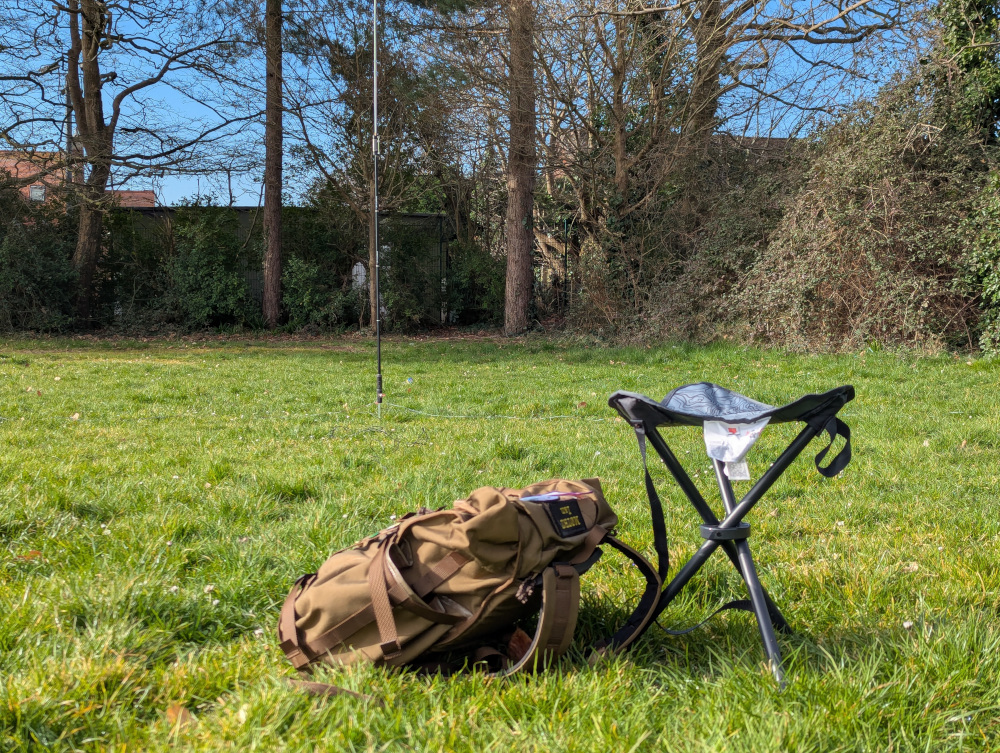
[1,336,998,752]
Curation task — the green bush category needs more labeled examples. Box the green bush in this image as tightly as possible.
[0,187,77,332]
[962,172,1000,353]
[282,255,362,330]
[646,145,805,343]
[101,208,172,328]
[379,219,448,330]
[165,200,257,329]
[733,68,993,351]
[445,240,504,326]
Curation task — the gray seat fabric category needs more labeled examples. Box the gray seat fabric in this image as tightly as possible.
[609,383,854,428]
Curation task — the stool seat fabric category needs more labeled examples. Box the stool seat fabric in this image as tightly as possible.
[610,383,854,428]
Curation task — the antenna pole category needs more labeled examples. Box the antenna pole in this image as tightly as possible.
[373,0,382,417]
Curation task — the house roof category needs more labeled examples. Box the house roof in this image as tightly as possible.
[0,152,157,206]
[107,189,156,208]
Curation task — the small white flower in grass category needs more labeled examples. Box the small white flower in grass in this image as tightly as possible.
[938,546,944,551]
[212,599,219,606]
[594,450,601,457]
[342,514,348,518]
[836,521,844,527]
[204,585,215,594]
[903,620,914,630]
[169,586,179,594]
[173,475,179,479]
[254,628,265,636]
[390,515,396,520]
[166,541,172,547]
[103,528,111,535]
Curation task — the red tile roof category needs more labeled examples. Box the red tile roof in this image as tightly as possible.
[107,189,156,208]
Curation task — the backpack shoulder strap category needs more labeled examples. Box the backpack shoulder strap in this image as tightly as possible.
[493,564,580,676]
[591,534,662,656]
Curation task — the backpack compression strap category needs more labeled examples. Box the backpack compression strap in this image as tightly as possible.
[278,547,470,669]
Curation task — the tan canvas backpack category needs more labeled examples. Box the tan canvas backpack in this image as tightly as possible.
[278,478,661,679]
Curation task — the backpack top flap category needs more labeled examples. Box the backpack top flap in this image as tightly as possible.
[509,477,618,553]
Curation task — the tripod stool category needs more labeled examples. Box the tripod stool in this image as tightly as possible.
[607,383,854,686]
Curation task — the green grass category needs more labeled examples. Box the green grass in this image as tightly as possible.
[1,335,998,752]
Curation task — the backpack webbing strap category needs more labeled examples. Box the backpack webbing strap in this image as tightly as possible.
[631,422,670,579]
[278,573,316,669]
[591,535,662,655]
[368,544,403,659]
[807,415,852,478]
[493,565,580,676]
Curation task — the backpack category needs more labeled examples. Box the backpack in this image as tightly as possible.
[278,478,661,678]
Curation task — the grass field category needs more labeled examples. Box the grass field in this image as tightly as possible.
[1,335,998,752]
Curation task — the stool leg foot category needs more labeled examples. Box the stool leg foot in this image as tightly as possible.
[733,539,786,687]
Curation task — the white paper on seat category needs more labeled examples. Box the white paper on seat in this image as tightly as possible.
[703,417,770,480]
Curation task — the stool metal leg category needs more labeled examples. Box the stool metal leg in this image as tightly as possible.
[712,460,793,637]
[713,460,787,686]
[734,538,786,687]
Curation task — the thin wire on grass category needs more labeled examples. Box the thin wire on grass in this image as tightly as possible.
[0,403,616,426]
[382,402,611,422]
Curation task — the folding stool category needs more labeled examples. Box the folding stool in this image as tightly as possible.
[607,383,854,686]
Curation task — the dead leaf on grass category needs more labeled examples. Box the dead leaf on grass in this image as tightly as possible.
[166,703,196,729]
[15,550,42,561]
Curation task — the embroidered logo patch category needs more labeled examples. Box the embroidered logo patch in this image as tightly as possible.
[542,498,588,537]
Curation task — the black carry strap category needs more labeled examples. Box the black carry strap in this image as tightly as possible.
[808,415,852,478]
[631,422,671,580]
[657,599,754,636]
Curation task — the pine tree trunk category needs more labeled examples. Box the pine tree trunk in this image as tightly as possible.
[263,0,283,329]
[503,0,536,336]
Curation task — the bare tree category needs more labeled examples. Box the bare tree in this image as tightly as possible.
[533,0,914,263]
[0,0,257,324]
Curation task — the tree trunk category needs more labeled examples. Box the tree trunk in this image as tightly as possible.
[72,174,109,324]
[612,16,628,204]
[503,0,536,336]
[262,0,283,329]
[688,0,724,159]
